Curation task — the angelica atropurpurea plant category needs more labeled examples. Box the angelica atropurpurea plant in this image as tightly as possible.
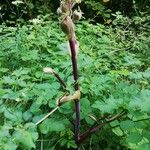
[35,0,127,149]
[36,1,149,149]
[58,0,82,147]
[36,0,82,149]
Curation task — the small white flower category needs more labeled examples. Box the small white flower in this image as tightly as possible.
[75,0,82,3]
[29,18,41,25]
[57,7,62,15]
[15,98,21,102]
[12,0,24,5]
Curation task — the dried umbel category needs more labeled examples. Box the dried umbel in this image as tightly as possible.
[57,7,63,16]
[57,0,75,15]
[58,0,82,39]
[72,8,82,22]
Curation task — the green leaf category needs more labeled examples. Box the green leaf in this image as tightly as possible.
[120,120,135,131]
[2,140,17,150]
[80,98,91,116]
[127,132,142,143]
[92,97,118,113]
[112,127,124,136]
[24,123,38,142]
[85,116,95,125]
[67,140,77,149]
[143,71,150,78]
[139,143,150,150]
[130,90,150,112]
[0,126,10,138]
[142,130,150,140]
[4,109,22,124]
[0,68,9,73]
[23,110,32,121]
[110,120,119,127]
[51,82,60,90]
[12,68,30,77]
[39,118,66,134]
[38,119,49,134]
[3,76,15,85]
[13,128,35,150]
[21,50,39,61]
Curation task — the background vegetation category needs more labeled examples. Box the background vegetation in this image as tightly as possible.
[0,0,150,149]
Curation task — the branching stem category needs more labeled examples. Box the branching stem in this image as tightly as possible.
[78,111,126,144]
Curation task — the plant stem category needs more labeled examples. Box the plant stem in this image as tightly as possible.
[69,38,80,149]
[35,106,59,125]
[53,72,67,89]
[79,111,126,144]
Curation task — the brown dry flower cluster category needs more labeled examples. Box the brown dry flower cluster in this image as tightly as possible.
[57,0,82,39]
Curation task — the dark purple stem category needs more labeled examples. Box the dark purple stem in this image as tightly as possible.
[78,111,126,143]
[69,38,80,150]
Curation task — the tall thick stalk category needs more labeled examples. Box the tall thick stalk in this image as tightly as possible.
[57,1,82,149]
[69,38,80,147]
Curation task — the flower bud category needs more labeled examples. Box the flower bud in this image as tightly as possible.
[60,16,75,39]
[43,67,55,74]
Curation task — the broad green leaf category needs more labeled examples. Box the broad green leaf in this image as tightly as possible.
[13,129,35,150]
[92,97,118,113]
[4,109,22,124]
[67,140,77,149]
[0,126,10,138]
[110,120,119,127]
[39,118,66,134]
[127,132,142,143]
[38,119,49,134]
[23,110,32,121]
[139,143,150,150]
[0,68,9,73]
[120,120,135,131]
[142,130,150,140]
[21,50,39,61]
[2,140,17,150]
[3,76,15,85]
[130,90,150,112]
[80,98,92,115]
[112,127,124,136]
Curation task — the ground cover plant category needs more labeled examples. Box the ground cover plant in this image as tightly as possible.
[0,1,150,149]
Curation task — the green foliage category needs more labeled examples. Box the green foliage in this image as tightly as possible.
[1,0,150,24]
[83,0,111,21]
[0,12,150,149]
[0,0,58,24]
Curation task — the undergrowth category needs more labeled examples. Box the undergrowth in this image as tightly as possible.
[0,14,150,149]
